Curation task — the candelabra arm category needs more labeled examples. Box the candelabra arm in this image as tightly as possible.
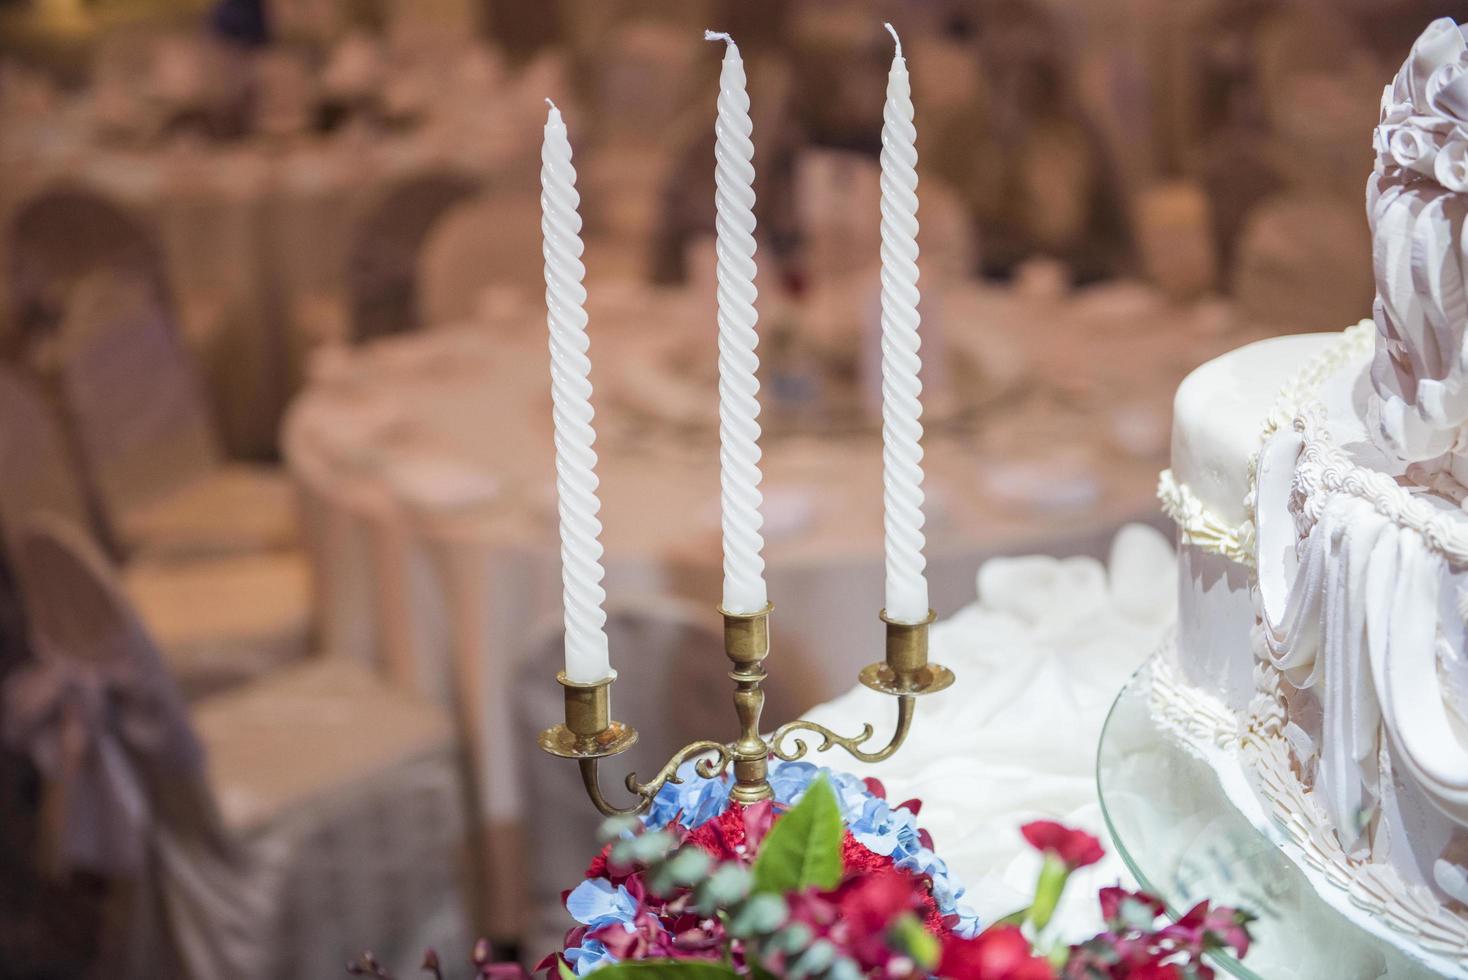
[772,610,951,767]
[542,672,742,817]
[575,739,734,817]
[770,694,916,764]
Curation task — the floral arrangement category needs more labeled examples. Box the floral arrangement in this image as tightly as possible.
[350,760,1251,980]
[536,760,1253,980]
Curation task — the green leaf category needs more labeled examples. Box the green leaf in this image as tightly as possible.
[751,777,843,895]
[694,863,752,912]
[725,893,789,938]
[588,961,740,980]
[888,913,940,971]
[557,958,578,980]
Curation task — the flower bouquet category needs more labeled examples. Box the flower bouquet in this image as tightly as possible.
[537,760,1253,980]
[350,761,1251,980]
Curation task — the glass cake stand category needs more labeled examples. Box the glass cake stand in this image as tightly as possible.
[1096,659,1445,980]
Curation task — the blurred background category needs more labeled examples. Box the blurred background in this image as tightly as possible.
[0,0,1454,976]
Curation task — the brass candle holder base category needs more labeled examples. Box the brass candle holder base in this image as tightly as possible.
[539,604,955,816]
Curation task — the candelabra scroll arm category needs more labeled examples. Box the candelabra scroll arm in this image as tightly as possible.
[769,694,916,765]
[771,610,951,767]
[573,739,734,818]
[623,739,736,802]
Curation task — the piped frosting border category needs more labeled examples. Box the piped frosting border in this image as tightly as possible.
[1156,470,1255,566]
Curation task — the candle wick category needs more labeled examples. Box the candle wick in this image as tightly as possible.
[884,22,902,58]
[704,29,734,47]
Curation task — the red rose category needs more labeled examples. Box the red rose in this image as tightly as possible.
[1020,821,1104,870]
[937,925,1056,980]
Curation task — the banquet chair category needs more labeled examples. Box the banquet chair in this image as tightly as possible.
[513,599,804,958]
[2,515,470,980]
[57,269,299,560]
[0,365,311,698]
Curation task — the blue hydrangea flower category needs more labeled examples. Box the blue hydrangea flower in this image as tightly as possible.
[563,938,615,976]
[565,879,639,931]
[644,760,734,830]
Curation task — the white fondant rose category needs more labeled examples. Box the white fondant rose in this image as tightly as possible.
[1429,60,1468,127]
[1374,19,1468,185]
[1435,137,1468,192]
[1402,18,1467,113]
[1388,123,1439,176]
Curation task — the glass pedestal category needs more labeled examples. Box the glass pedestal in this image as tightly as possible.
[1096,658,1448,979]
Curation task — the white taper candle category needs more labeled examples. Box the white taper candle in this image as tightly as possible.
[541,100,611,681]
[878,24,929,624]
[705,30,768,615]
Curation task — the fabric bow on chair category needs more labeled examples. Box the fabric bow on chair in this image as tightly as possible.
[4,650,195,878]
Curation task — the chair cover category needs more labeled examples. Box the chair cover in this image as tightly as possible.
[513,599,803,958]
[57,270,297,559]
[3,517,470,980]
[122,551,312,701]
[117,465,301,562]
[0,365,95,556]
[0,366,310,697]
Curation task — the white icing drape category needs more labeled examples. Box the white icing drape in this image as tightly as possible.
[1255,426,1468,847]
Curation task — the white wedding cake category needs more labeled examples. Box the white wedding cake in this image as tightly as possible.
[1158,18,1468,971]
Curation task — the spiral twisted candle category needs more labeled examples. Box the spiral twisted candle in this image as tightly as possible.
[878,25,929,624]
[541,101,611,682]
[705,31,768,616]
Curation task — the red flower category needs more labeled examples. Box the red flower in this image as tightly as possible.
[682,805,756,864]
[838,869,925,934]
[1097,887,1165,928]
[1158,901,1252,960]
[838,833,945,933]
[585,845,613,881]
[589,906,676,961]
[1020,821,1104,870]
[937,925,1056,980]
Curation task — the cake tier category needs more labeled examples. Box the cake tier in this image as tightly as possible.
[1163,333,1336,711]
[1170,333,1338,530]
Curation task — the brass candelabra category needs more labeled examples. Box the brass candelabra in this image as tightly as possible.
[538,604,954,816]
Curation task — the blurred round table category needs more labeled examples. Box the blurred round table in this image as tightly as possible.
[281,275,1259,933]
